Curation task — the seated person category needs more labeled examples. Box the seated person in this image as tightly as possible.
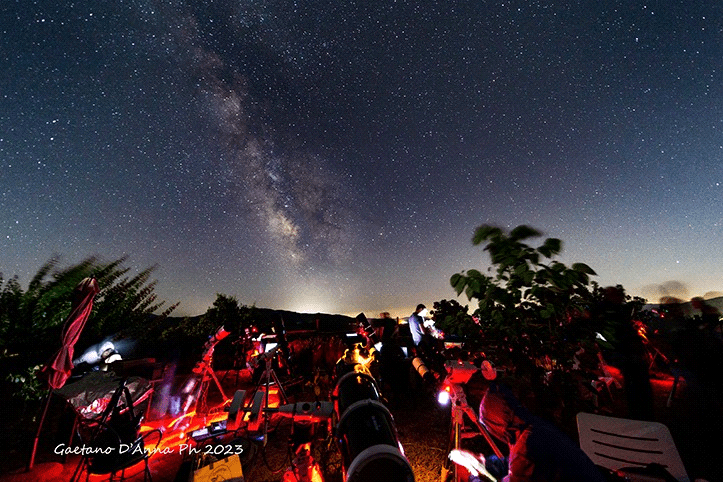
[478,382,606,482]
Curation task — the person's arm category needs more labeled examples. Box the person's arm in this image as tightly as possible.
[505,434,535,482]
[413,317,426,334]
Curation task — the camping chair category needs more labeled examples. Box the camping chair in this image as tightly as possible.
[577,412,689,482]
[70,378,162,482]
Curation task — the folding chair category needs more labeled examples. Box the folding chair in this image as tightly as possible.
[577,412,689,482]
[70,378,162,482]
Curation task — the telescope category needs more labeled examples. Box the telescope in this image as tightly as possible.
[195,326,231,369]
[356,312,380,346]
[225,371,415,482]
[412,356,435,385]
[178,326,231,416]
[333,372,415,482]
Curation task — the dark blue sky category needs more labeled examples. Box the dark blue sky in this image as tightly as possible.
[2,0,722,316]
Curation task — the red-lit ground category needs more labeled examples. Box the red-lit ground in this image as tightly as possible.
[2,365,721,482]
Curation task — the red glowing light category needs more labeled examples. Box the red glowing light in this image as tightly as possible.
[139,402,230,450]
[282,443,324,482]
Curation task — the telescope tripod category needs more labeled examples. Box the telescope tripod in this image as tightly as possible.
[442,384,503,482]
[178,355,230,423]
[194,359,230,414]
[249,354,289,446]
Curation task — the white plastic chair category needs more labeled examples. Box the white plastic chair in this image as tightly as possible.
[577,412,689,482]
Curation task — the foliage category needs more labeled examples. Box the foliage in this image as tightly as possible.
[1,257,94,359]
[431,299,482,346]
[202,294,255,338]
[449,225,599,372]
[161,294,255,359]
[442,224,659,422]
[6,364,43,402]
[0,274,23,357]
[89,259,179,343]
[0,256,178,400]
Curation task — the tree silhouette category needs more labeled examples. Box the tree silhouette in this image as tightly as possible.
[450,225,598,372]
[1,256,178,400]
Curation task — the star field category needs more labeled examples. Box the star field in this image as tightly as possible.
[2,0,723,316]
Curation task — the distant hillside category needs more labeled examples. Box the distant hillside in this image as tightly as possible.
[117,308,358,367]
[160,307,358,335]
[643,296,723,317]
[241,307,358,333]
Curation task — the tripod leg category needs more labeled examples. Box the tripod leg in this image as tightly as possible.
[259,367,289,446]
[261,365,273,446]
[271,369,289,404]
[667,374,680,408]
[208,366,229,401]
[441,407,463,482]
[461,405,504,459]
[440,419,455,482]
[193,377,209,415]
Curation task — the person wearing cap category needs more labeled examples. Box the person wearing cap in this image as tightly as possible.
[478,382,606,482]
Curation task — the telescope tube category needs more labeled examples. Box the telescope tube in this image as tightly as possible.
[333,372,415,482]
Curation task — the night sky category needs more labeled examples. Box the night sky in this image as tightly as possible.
[2,0,723,317]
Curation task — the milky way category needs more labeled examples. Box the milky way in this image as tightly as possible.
[176,14,357,267]
[2,0,723,316]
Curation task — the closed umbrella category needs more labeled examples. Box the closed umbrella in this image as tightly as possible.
[28,277,99,469]
[40,277,100,389]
